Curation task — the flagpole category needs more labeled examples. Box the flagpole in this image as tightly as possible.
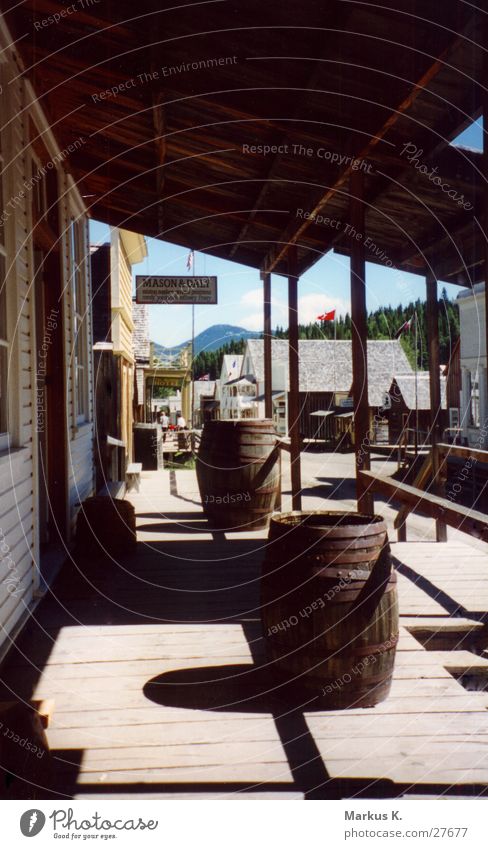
[191,252,195,430]
[414,310,418,456]
[332,314,337,414]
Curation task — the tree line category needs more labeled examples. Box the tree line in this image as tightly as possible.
[193,339,247,380]
[192,291,460,378]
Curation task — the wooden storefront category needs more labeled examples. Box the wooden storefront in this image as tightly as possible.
[0,19,94,656]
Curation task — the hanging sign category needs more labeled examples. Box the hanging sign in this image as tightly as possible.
[135,275,218,304]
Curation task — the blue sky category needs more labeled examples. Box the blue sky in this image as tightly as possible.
[89,119,483,347]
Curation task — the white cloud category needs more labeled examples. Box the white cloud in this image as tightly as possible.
[239,288,350,330]
[298,293,350,324]
[240,311,264,331]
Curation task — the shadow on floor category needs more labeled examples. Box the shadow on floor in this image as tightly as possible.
[1,507,485,800]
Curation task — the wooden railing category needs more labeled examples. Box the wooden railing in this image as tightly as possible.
[437,442,488,464]
[360,469,488,543]
[360,440,488,543]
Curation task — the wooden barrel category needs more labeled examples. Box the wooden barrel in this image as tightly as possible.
[196,419,280,530]
[76,496,136,557]
[261,512,399,708]
[0,700,53,799]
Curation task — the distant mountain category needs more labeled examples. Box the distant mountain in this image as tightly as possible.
[153,324,260,358]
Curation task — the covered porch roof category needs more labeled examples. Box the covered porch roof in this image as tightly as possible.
[5,1,484,284]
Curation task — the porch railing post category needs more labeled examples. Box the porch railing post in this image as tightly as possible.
[262,270,273,420]
[426,271,447,542]
[349,169,374,514]
[288,245,301,511]
[483,28,488,447]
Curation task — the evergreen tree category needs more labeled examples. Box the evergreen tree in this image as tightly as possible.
[265,294,459,370]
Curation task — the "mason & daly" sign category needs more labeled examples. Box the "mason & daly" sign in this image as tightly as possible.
[135,275,218,305]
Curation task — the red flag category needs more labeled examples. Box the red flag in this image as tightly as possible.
[317,309,336,321]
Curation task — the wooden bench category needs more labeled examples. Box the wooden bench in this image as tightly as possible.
[126,462,142,493]
[359,470,488,543]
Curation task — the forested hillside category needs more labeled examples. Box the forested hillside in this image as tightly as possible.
[273,290,459,370]
[193,339,248,380]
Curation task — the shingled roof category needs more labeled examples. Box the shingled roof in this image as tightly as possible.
[132,301,150,405]
[390,374,447,411]
[132,302,150,363]
[244,339,412,405]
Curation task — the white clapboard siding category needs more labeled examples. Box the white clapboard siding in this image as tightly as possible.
[0,26,93,654]
[0,453,34,647]
[0,541,32,608]
[67,423,95,516]
[0,67,36,648]
[59,175,95,536]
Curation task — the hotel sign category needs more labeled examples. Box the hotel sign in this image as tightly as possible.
[135,275,218,304]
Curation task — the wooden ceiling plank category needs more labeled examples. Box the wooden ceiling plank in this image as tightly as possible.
[262,31,470,274]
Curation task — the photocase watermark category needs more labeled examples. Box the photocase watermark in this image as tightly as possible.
[295,211,396,268]
[0,527,22,599]
[296,208,343,230]
[320,634,398,697]
[0,719,45,759]
[399,142,473,211]
[34,0,101,30]
[0,138,86,228]
[36,309,59,434]
[446,416,488,503]
[266,573,353,636]
[343,222,395,267]
[20,810,46,837]
[91,56,238,103]
[49,807,158,834]
[204,491,251,505]
[243,144,373,172]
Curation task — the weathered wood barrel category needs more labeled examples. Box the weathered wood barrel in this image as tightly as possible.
[261,512,399,708]
[76,496,136,557]
[196,419,280,530]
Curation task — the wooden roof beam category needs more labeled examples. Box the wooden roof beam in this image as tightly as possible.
[261,33,469,275]
[228,4,354,259]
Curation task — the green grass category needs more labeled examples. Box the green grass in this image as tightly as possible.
[163,451,196,470]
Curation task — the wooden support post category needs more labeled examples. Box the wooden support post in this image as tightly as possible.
[288,246,301,511]
[426,271,447,542]
[484,40,488,446]
[262,271,273,420]
[349,170,374,515]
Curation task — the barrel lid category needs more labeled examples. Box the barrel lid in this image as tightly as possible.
[268,511,387,542]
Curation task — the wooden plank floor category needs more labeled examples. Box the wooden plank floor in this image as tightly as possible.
[1,468,488,800]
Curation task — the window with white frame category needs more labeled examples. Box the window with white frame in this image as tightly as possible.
[449,407,460,430]
[69,217,89,423]
[0,80,9,449]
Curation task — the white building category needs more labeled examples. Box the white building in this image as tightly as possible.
[217,355,257,420]
[0,18,95,656]
[457,282,487,447]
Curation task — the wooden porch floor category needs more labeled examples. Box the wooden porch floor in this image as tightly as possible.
[2,467,488,800]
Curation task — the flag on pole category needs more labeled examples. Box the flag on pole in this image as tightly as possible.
[394,316,414,338]
[186,249,194,271]
[317,309,336,321]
